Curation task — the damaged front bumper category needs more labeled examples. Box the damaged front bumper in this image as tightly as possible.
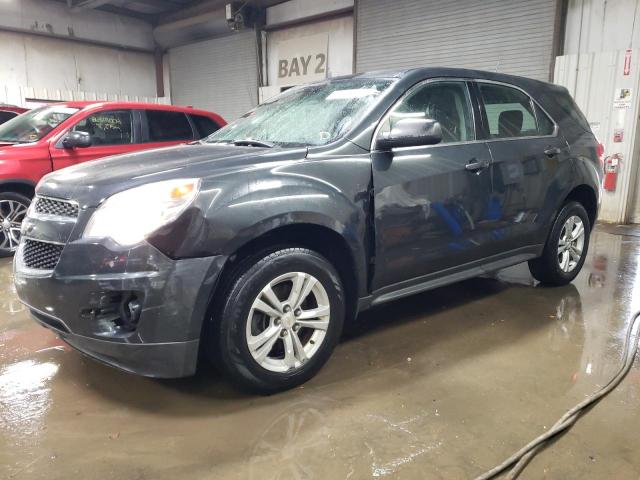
[14,236,225,378]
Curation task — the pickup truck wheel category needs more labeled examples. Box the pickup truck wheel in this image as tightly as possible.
[211,248,345,394]
[528,201,590,286]
[0,192,30,258]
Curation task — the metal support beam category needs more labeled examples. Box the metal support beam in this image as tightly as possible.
[71,0,111,11]
[0,25,155,54]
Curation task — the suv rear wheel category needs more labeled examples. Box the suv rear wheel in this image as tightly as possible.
[0,192,30,257]
[528,201,591,285]
[209,247,345,394]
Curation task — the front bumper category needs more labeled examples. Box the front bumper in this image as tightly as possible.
[14,238,226,378]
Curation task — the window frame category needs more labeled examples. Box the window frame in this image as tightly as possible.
[55,108,140,149]
[140,109,196,144]
[371,78,480,152]
[474,79,558,141]
[70,109,136,147]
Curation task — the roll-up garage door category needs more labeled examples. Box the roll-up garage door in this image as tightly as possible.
[356,0,558,81]
[169,32,258,121]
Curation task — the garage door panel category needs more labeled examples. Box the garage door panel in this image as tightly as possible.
[356,0,557,81]
[169,32,258,121]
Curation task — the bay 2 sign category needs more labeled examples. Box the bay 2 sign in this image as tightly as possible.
[277,33,329,86]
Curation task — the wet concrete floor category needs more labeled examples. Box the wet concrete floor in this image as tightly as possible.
[1,225,639,479]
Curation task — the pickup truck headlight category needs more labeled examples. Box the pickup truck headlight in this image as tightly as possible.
[83,179,201,246]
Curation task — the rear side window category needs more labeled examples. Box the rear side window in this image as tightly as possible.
[479,83,538,138]
[0,111,17,124]
[534,103,555,135]
[146,110,194,142]
[73,110,133,145]
[539,89,591,133]
[190,115,221,138]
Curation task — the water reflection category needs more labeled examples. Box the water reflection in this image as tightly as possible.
[0,360,58,444]
[0,268,25,316]
[247,398,334,480]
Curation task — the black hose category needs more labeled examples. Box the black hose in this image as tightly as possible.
[475,311,640,480]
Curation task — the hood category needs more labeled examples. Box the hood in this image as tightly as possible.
[38,143,308,207]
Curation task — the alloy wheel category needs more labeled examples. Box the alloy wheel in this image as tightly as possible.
[246,272,331,373]
[0,200,28,253]
[557,215,585,273]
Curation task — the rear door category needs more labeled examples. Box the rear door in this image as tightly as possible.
[141,109,196,148]
[189,114,222,139]
[371,79,498,291]
[49,109,138,170]
[475,81,569,249]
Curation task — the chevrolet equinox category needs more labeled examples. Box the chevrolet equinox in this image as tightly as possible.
[14,68,601,393]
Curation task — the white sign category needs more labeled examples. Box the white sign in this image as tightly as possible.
[277,33,329,86]
[613,88,632,109]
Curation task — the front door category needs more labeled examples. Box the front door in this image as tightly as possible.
[475,81,569,249]
[49,109,138,170]
[371,80,497,291]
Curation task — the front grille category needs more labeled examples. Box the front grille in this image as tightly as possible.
[34,197,79,218]
[22,239,64,270]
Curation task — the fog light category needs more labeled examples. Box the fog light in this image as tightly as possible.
[120,296,142,331]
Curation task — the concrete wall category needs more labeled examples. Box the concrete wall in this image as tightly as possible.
[0,0,155,50]
[0,31,157,99]
[0,0,158,105]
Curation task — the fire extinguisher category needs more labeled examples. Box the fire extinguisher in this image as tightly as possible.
[603,153,622,191]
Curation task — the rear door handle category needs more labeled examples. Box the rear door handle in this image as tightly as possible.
[465,158,490,172]
[544,147,562,157]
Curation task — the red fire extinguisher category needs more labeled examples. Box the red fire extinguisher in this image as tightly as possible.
[603,153,622,191]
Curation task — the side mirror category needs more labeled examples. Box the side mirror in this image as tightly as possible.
[376,118,443,150]
[62,131,92,149]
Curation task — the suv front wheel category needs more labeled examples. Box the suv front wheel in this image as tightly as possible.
[209,247,345,394]
[0,192,30,257]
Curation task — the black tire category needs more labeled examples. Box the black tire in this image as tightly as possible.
[209,247,345,394]
[528,201,591,286]
[0,192,31,258]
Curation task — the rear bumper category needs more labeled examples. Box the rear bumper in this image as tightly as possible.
[14,240,226,378]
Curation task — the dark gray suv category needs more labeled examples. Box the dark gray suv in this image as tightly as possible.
[14,68,601,393]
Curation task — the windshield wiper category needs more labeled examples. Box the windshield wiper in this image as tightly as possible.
[232,139,275,148]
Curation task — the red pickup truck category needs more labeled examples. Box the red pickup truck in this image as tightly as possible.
[0,101,225,256]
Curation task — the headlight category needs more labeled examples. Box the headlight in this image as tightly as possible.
[83,179,201,246]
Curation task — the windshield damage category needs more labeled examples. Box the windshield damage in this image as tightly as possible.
[206,79,394,148]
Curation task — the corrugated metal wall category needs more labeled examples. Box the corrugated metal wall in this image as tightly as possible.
[169,32,258,121]
[555,51,640,224]
[356,0,558,81]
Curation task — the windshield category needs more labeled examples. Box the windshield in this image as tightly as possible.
[207,78,394,147]
[0,105,79,143]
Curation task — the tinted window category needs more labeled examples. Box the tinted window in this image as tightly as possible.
[479,83,538,138]
[539,89,591,133]
[146,110,193,142]
[190,114,221,138]
[74,110,133,145]
[534,103,555,135]
[0,111,17,125]
[381,81,474,143]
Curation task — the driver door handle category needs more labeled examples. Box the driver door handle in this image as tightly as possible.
[465,158,490,172]
[544,146,562,157]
